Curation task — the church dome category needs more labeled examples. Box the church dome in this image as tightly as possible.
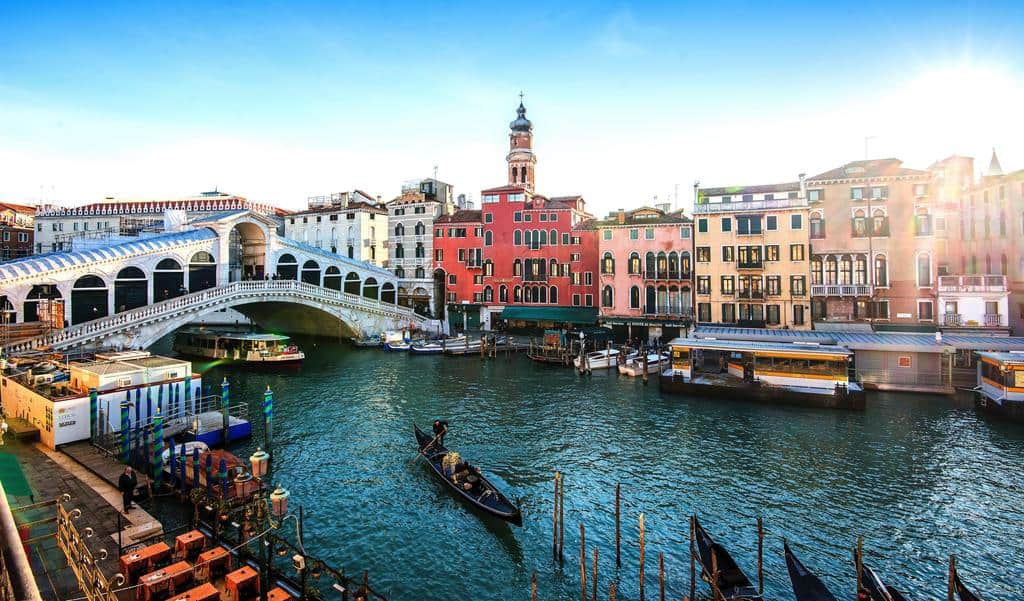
[510,102,532,132]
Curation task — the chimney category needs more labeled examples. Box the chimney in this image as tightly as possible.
[799,173,807,198]
[617,209,626,224]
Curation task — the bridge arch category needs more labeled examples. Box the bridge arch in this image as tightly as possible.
[24,285,63,325]
[276,254,298,280]
[229,220,268,281]
[362,277,379,301]
[71,275,109,325]
[324,266,342,291]
[301,260,320,286]
[189,251,217,292]
[1,296,15,325]
[115,267,148,312]
[381,282,396,304]
[344,272,360,295]
[154,258,184,302]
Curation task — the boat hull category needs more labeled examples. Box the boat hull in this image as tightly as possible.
[974,392,1024,423]
[660,373,866,410]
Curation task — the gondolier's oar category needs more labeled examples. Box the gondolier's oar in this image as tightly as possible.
[412,426,447,463]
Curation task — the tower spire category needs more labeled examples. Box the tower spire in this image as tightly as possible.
[507,96,536,191]
[987,148,1004,177]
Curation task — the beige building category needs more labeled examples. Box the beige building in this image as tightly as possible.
[694,180,811,329]
[283,190,388,267]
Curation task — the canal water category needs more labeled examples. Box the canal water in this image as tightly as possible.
[150,335,1024,600]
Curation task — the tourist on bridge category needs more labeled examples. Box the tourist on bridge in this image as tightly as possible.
[118,466,138,514]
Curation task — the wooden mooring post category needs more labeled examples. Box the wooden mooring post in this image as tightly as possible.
[638,513,646,601]
[757,517,764,596]
[532,572,538,601]
[689,517,696,601]
[855,535,864,595]
[609,582,616,601]
[658,552,665,601]
[552,472,561,559]
[947,555,955,601]
[591,548,598,601]
[614,483,621,567]
[580,523,587,601]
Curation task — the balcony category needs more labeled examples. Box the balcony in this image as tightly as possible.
[811,284,873,297]
[694,197,807,213]
[523,273,548,282]
[943,313,1004,328]
[736,260,763,270]
[938,275,1007,293]
[738,290,764,300]
[643,270,693,281]
[643,306,694,319]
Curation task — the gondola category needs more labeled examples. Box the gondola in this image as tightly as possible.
[783,541,837,601]
[413,424,522,526]
[858,560,909,601]
[691,517,763,601]
[952,568,981,601]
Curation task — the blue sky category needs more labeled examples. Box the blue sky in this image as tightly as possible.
[2,1,1023,215]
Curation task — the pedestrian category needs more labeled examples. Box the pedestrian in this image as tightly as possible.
[0,417,8,446]
[118,466,138,514]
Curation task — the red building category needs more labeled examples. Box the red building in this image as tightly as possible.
[432,210,484,329]
[432,101,600,331]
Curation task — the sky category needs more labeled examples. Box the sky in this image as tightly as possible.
[2,1,1024,217]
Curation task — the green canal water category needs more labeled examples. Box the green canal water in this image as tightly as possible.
[150,335,1024,600]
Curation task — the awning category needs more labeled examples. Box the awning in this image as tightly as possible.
[498,306,599,325]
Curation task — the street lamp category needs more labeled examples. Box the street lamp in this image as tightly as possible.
[249,448,269,479]
[269,485,290,519]
[233,471,253,498]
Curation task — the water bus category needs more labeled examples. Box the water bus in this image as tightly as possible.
[974,351,1024,422]
[173,330,304,365]
[660,338,865,410]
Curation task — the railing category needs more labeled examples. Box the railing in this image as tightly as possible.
[694,197,807,213]
[944,313,1004,327]
[1,280,424,353]
[643,270,693,280]
[938,274,1007,293]
[643,306,694,318]
[738,290,764,300]
[811,284,873,297]
[737,260,763,269]
[523,274,548,282]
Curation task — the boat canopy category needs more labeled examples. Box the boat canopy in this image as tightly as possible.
[670,338,852,360]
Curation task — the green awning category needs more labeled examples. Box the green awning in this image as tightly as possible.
[498,306,599,325]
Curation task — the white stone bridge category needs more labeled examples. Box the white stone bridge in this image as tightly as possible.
[0,210,428,351]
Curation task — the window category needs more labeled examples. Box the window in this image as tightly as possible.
[540,213,548,222]
[602,286,614,307]
[514,212,522,222]
[722,246,734,262]
[809,213,824,239]
[790,244,805,261]
[914,210,932,236]
[584,272,593,286]
[562,233,570,245]
[918,301,934,321]
[720,276,735,295]
[793,305,805,325]
[721,218,732,232]
[790,214,802,230]
[484,213,493,223]
[870,186,888,199]
[628,253,641,274]
[766,216,777,231]
[524,214,532,222]
[435,249,443,261]
[601,252,615,274]
[791,276,806,296]
[766,276,781,296]
[851,187,864,200]
[630,286,640,308]
[737,215,762,235]
[721,303,736,323]
[696,276,711,295]
[696,247,711,262]
[507,193,524,203]
[765,245,779,262]
[585,294,593,307]
[448,274,457,285]
[603,229,612,240]
[435,228,443,238]
[697,219,708,233]
[766,305,780,325]
[680,227,690,239]
[484,231,493,246]
[571,253,581,262]
[808,189,822,202]
[513,259,522,277]
[697,303,711,322]
[645,228,655,240]
[916,253,931,287]
[481,194,500,204]
[572,294,581,306]
[514,230,522,245]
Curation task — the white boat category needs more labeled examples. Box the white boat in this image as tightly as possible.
[574,348,622,370]
[409,341,444,355]
[173,330,304,364]
[162,441,209,465]
[384,341,411,352]
[618,352,670,377]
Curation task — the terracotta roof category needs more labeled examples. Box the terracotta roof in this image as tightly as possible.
[435,210,481,224]
[807,159,928,182]
[290,201,386,217]
[0,203,37,214]
[480,184,528,194]
[699,182,800,196]
[594,206,690,226]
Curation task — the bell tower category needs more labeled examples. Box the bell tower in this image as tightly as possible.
[507,94,536,191]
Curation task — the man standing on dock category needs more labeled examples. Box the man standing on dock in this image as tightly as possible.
[118,466,138,514]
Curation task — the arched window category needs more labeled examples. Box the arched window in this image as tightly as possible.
[656,252,668,278]
[415,222,426,236]
[539,286,547,303]
[484,286,493,302]
[668,252,679,279]
[1001,254,1008,275]
[539,230,547,245]
[415,267,425,279]
[550,229,557,245]
[415,243,425,258]
[680,251,691,276]
[549,258,558,276]
[514,230,522,245]
[602,285,614,308]
[395,266,405,278]
[872,208,887,236]
[514,286,522,302]
[874,254,888,286]
[513,259,522,277]
[602,252,615,274]
[499,285,508,303]
[985,254,992,274]
[970,255,978,274]
[395,243,404,258]
[645,252,656,278]
[549,286,557,304]
[810,256,823,285]
[521,167,527,183]
[483,260,494,277]
[917,253,931,287]
[810,211,824,238]
[999,212,1006,237]
[629,286,640,309]
[852,209,867,237]
[394,223,404,237]
[629,253,641,275]
[839,255,852,285]
[825,256,838,285]
[484,231,493,246]
[512,166,518,182]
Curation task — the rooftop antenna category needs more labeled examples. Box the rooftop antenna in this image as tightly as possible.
[433,163,438,182]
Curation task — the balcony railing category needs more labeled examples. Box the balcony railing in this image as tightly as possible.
[938,274,1007,293]
[694,197,807,213]
[811,284,873,297]
[943,313,1004,328]
[643,306,694,319]
[643,270,693,280]
[523,273,548,282]
[737,260,763,269]
[738,290,764,300]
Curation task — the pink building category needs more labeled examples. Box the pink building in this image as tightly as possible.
[595,206,694,342]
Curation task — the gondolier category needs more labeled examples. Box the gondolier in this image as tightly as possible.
[432,419,449,447]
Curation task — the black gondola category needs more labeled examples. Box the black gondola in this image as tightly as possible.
[952,570,981,601]
[413,424,522,526]
[784,541,838,601]
[691,517,763,601]
[858,560,909,601]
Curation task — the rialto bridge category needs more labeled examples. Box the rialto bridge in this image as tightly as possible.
[0,210,429,351]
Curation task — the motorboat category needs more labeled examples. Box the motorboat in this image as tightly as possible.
[619,351,669,377]
[573,348,622,370]
[173,330,304,365]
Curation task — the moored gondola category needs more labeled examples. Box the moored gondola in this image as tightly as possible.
[950,557,982,601]
[413,424,522,526]
[784,541,838,601]
[691,516,763,601]
[857,559,909,601]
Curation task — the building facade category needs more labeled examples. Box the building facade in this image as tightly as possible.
[283,190,388,267]
[33,191,278,254]
[595,206,693,342]
[0,203,36,260]
[695,181,811,329]
[806,159,936,329]
[386,178,454,316]
[433,210,484,330]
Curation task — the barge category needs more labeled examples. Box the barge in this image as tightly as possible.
[660,338,865,410]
